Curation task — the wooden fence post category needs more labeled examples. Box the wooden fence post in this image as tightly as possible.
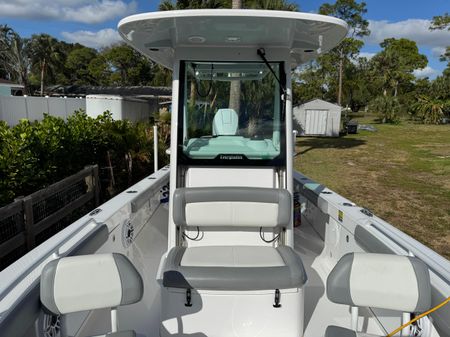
[23,196,35,251]
[13,196,25,234]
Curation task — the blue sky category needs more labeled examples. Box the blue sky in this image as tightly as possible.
[1,0,448,79]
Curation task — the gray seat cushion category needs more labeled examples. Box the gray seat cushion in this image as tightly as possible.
[163,245,307,291]
[325,326,381,337]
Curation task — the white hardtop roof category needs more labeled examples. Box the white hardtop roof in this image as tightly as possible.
[118,9,348,69]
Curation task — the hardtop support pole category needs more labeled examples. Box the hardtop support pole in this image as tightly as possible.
[153,125,158,173]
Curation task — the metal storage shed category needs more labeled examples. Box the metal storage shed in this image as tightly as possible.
[86,95,153,122]
[293,99,342,137]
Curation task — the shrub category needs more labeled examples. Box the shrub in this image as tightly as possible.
[0,111,167,207]
[368,95,401,124]
[412,95,449,124]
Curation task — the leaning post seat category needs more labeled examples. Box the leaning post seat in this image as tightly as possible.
[325,253,431,337]
[40,253,143,337]
[165,186,307,290]
[212,108,239,135]
[160,187,307,337]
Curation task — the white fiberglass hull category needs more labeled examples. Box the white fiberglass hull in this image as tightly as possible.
[0,167,448,337]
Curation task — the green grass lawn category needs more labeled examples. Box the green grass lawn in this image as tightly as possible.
[294,116,450,259]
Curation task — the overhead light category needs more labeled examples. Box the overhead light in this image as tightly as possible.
[195,71,199,76]
[188,36,206,43]
[226,36,240,42]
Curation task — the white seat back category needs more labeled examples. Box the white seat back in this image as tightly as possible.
[40,253,143,315]
[173,187,291,228]
[212,108,238,135]
[327,253,431,312]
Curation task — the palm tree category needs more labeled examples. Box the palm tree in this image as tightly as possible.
[159,0,228,10]
[0,26,31,94]
[29,34,62,96]
[227,0,243,113]
[413,95,448,125]
[245,0,297,11]
[9,36,31,95]
[0,25,15,79]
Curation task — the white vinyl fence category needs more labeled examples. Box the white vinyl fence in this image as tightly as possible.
[0,96,86,126]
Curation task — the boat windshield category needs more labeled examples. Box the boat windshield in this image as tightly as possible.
[179,61,284,163]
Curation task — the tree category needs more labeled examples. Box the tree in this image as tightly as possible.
[429,13,450,72]
[88,55,112,86]
[413,95,448,124]
[370,38,427,97]
[409,14,450,124]
[429,73,450,101]
[293,64,328,104]
[244,0,297,10]
[342,56,372,111]
[0,25,14,79]
[29,34,63,96]
[369,95,401,124]
[52,41,90,85]
[319,0,370,106]
[227,0,243,113]
[430,13,450,31]
[0,26,31,94]
[159,0,228,10]
[66,47,98,85]
[411,67,450,123]
[316,37,364,103]
[9,36,31,95]
[103,44,153,86]
[151,64,172,86]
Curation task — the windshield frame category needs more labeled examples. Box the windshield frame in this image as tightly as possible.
[176,60,287,167]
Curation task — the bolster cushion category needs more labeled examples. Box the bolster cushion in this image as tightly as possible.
[40,253,143,315]
[327,253,431,312]
[173,187,291,228]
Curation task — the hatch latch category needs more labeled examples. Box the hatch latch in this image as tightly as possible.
[185,289,192,307]
[273,289,281,308]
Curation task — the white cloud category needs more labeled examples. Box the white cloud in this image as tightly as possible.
[61,28,121,49]
[431,47,446,58]
[413,66,439,79]
[365,19,449,51]
[0,0,137,24]
[358,52,376,60]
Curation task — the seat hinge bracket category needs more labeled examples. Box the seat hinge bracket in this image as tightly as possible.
[185,289,192,307]
[273,289,281,308]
